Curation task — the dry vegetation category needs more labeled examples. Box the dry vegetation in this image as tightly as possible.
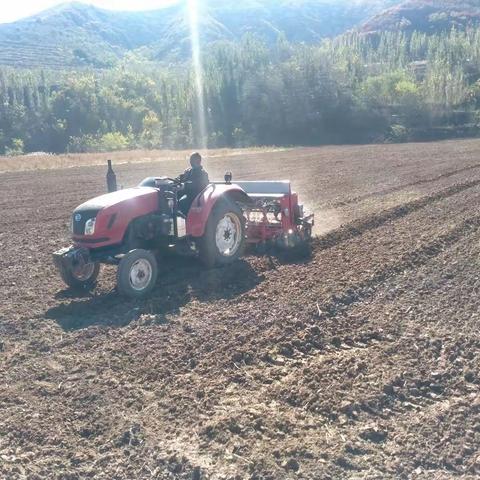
[0,147,287,173]
[1,139,480,479]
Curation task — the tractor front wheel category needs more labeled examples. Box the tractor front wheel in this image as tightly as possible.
[117,249,158,299]
[60,260,100,290]
[199,200,246,268]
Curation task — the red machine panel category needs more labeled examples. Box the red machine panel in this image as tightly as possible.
[186,183,250,237]
[73,187,159,249]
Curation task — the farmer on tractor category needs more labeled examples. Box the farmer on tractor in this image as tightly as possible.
[53,159,314,299]
[176,152,209,215]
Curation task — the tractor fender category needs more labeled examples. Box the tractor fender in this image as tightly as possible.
[186,184,251,238]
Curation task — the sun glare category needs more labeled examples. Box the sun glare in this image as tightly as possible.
[187,0,208,150]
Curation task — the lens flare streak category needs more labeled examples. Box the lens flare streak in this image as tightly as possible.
[188,0,207,149]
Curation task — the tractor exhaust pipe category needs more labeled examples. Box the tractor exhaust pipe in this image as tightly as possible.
[106,160,117,193]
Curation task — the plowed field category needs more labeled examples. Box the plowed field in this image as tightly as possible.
[1,139,480,479]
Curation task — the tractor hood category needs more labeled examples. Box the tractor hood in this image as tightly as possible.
[75,187,157,212]
[72,187,160,246]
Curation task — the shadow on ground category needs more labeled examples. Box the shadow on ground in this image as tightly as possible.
[46,257,265,331]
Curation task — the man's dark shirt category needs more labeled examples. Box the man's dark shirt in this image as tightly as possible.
[177,165,209,199]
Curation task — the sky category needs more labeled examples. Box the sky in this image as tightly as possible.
[0,0,180,24]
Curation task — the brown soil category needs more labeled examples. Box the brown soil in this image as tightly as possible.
[1,139,480,479]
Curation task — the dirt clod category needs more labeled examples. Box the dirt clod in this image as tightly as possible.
[360,427,387,444]
[283,459,300,472]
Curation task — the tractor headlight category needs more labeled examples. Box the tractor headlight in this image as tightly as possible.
[84,218,96,236]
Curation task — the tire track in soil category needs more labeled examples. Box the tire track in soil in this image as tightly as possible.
[236,217,480,422]
[194,228,480,478]
[278,214,480,362]
[295,265,480,477]
[287,338,454,420]
[333,368,459,424]
[331,162,480,208]
[188,214,480,383]
[314,178,480,251]
[268,346,443,429]
[318,215,480,319]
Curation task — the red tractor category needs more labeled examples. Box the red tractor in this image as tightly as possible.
[53,163,314,299]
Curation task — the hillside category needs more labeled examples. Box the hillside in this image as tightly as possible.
[361,0,480,34]
[147,0,403,60]
[2,0,480,69]
[0,2,183,68]
[0,0,401,68]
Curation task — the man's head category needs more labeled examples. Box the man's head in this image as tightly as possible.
[190,152,202,168]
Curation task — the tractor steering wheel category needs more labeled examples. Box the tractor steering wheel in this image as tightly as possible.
[165,177,183,185]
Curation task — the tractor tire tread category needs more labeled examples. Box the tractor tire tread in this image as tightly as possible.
[60,262,100,290]
[199,199,246,268]
[116,249,159,299]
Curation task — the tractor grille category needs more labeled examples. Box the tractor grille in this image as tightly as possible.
[72,210,99,236]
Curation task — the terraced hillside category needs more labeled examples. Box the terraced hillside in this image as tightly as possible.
[1,139,480,478]
[0,0,402,68]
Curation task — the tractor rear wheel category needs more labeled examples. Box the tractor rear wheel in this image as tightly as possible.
[117,249,158,299]
[199,200,246,268]
[60,260,100,290]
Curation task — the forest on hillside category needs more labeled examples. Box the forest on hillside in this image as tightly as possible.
[1,28,480,155]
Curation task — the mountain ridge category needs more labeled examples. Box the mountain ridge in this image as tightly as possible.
[361,0,480,33]
[1,0,478,69]
[0,0,403,68]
